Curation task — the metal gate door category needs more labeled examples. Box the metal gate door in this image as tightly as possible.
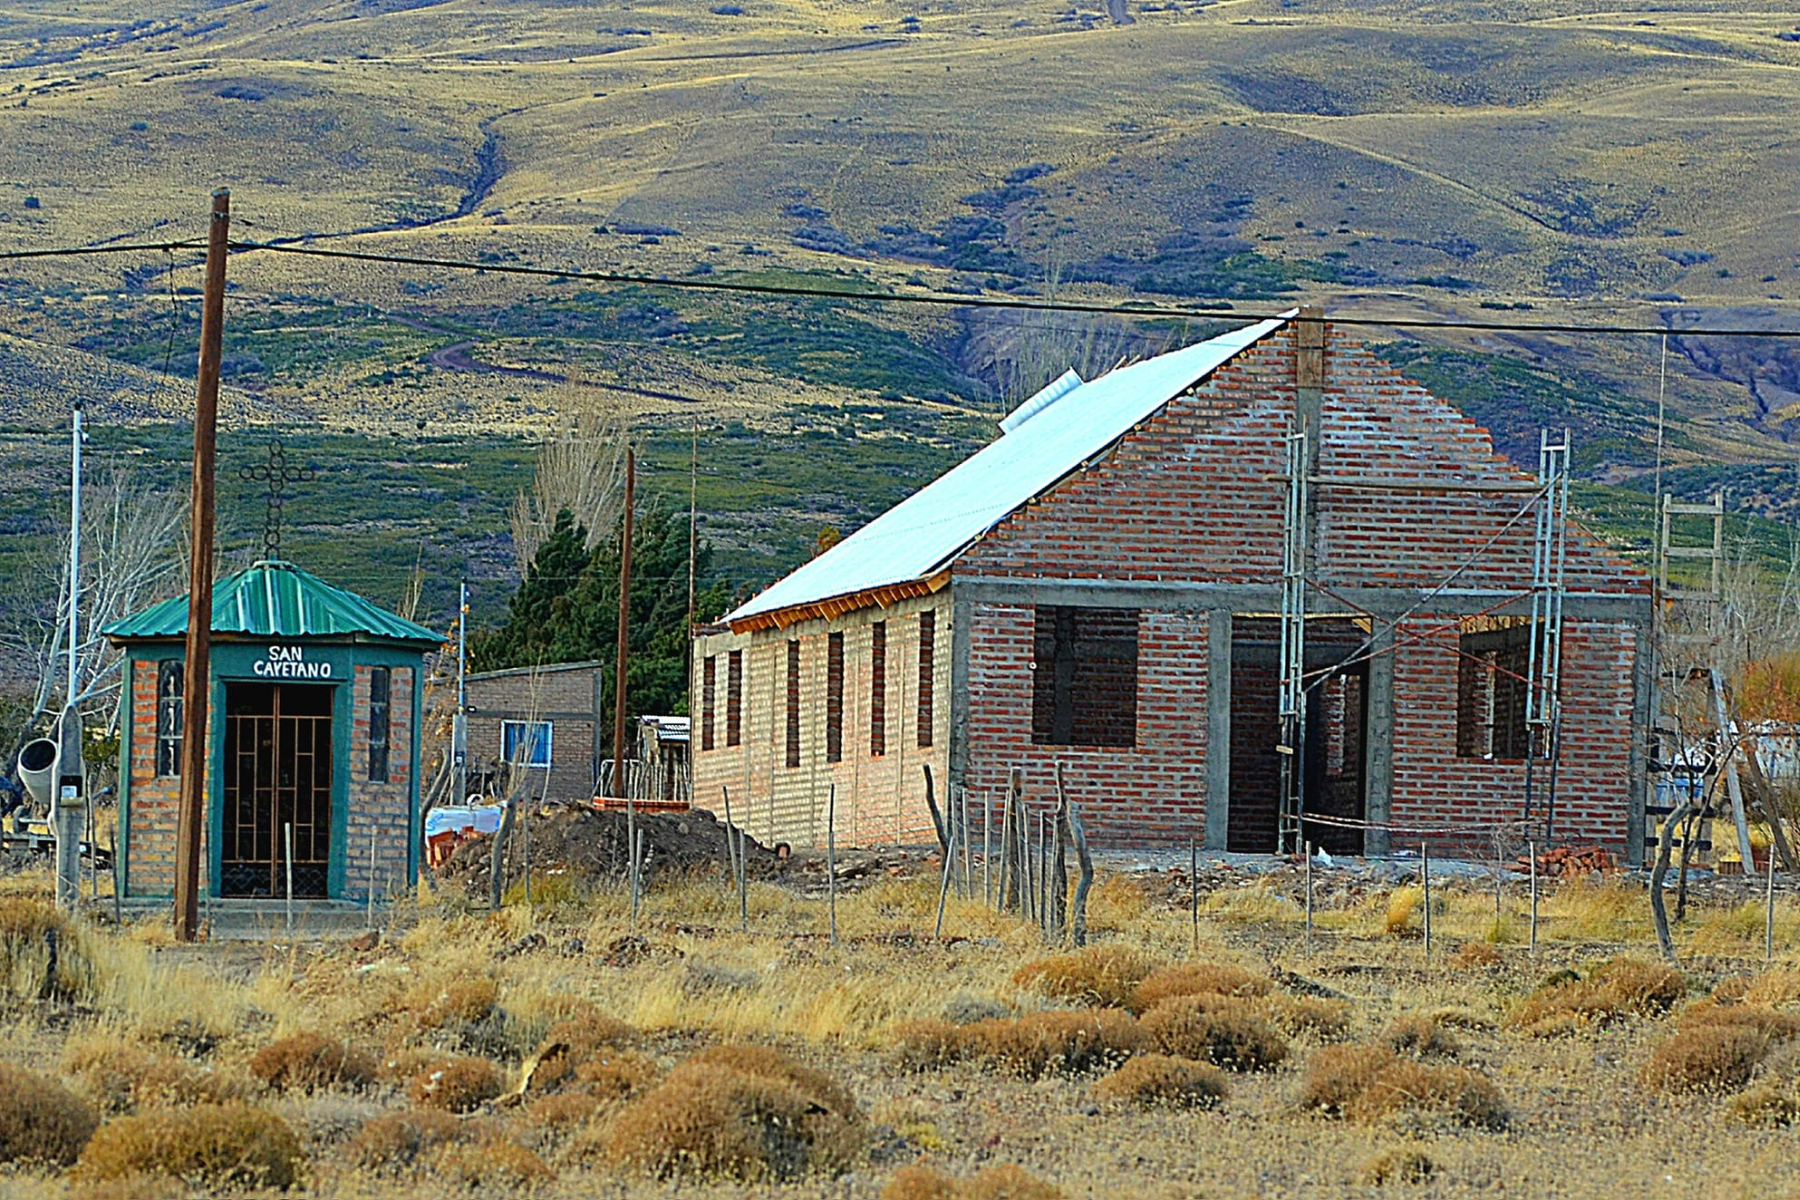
[221,682,333,898]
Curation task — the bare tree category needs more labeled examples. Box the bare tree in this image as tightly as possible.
[509,400,628,573]
[0,466,184,743]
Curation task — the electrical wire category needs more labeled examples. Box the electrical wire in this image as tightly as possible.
[6,233,1800,339]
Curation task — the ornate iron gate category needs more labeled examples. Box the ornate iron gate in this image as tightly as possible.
[221,683,333,898]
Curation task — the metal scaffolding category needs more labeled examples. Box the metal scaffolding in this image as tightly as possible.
[1277,418,1309,854]
[1523,428,1571,832]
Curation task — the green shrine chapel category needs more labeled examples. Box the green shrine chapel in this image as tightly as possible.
[104,560,440,908]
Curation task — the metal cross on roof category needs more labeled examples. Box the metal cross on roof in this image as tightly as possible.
[240,439,314,561]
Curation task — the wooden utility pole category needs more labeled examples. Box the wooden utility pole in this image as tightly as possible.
[610,447,636,798]
[174,188,229,943]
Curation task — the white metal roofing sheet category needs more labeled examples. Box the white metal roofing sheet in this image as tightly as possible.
[726,314,1292,625]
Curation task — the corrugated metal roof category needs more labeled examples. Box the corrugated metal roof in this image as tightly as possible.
[104,559,442,646]
[727,315,1292,627]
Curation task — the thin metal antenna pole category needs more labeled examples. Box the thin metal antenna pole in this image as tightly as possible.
[611,447,636,798]
[1421,842,1432,958]
[66,400,81,707]
[1767,841,1778,964]
[284,823,294,936]
[982,790,991,907]
[1190,836,1199,955]
[1304,840,1314,952]
[453,580,467,806]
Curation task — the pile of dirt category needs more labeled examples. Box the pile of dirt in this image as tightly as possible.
[434,803,783,897]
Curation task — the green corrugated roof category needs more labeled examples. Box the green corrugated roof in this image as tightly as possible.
[104,559,442,646]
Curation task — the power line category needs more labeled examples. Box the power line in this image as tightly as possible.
[6,233,1800,340]
[220,239,1800,340]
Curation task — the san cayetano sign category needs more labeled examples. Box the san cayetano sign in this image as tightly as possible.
[253,645,333,679]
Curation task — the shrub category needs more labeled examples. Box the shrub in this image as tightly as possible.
[1263,995,1352,1041]
[350,1109,463,1173]
[883,1163,1063,1200]
[1509,957,1684,1035]
[891,1019,970,1071]
[1092,1054,1228,1109]
[0,896,93,1001]
[966,1010,1150,1078]
[1678,1001,1800,1042]
[1742,969,1800,1007]
[1128,963,1270,1014]
[1012,946,1157,1009]
[63,1035,236,1113]
[1454,941,1501,968]
[250,1033,377,1093]
[433,1139,556,1188]
[74,1103,303,1189]
[0,1061,98,1165]
[1642,1025,1770,1093]
[572,1049,660,1098]
[544,1013,639,1061]
[1299,1044,1507,1130]
[1381,1013,1459,1059]
[410,976,499,1032]
[409,1055,506,1112]
[1730,1083,1800,1126]
[1358,1147,1435,1185]
[525,1090,611,1129]
[607,1044,865,1180]
[1384,887,1422,936]
[1139,995,1287,1072]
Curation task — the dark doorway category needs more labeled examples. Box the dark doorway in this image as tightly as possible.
[221,682,334,898]
[1227,618,1369,855]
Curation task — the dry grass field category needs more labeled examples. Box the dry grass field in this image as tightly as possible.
[0,853,1798,1197]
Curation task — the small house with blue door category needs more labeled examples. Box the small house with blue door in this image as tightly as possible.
[104,559,440,907]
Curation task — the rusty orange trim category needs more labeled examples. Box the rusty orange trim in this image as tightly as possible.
[726,570,952,634]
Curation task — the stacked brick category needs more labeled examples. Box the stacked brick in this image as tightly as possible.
[345,665,414,901]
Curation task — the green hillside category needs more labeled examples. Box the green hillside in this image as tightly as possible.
[3,0,1800,629]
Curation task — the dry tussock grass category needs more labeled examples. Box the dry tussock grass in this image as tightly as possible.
[1262,995,1353,1041]
[1508,957,1685,1035]
[1381,1012,1460,1059]
[349,1108,465,1174]
[891,1018,970,1071]
[1642,1024,1770,1093]
[1299,1044,1508,1129]
[1383,887,1423,936]
[1091,1054,1228,1109]
[1729,1082,1800,1126]
[0,1060,98,1165]
[1139,994,1288,1071]
[0,896,94,1001]
[408,975,500,1034]
[249,1032,377,1093]
[1453,941,1501,968]
[1012,946,1157,1009]
[74,1102,303,1189]
[883,1162,1063,1200]
[62,1031,245,1113]
[1128,962,1271,1014]
[1357,1146,1435,1185]
[965,1010,1150,1078]
[606,1044,865,1180]
[1741,969,1800,1007]
[432,1138,556,1188]
[408,1055,506,1112]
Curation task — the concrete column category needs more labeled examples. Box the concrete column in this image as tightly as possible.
[1205,610,1232,850]
[1363,623,1395,857]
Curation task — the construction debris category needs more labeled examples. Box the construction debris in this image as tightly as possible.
[433,803,780,898]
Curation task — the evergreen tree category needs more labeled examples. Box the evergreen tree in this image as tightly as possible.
[473,503,732,745]
[469,509,590,672]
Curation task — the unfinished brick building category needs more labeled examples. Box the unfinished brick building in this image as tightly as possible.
[691,311,1652,861]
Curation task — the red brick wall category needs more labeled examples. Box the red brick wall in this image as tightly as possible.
[345,665,414,900]
[961,326,1645,596]
[125,656,204,897]
[1387,618,1638,857]
[961,605,1210,845]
